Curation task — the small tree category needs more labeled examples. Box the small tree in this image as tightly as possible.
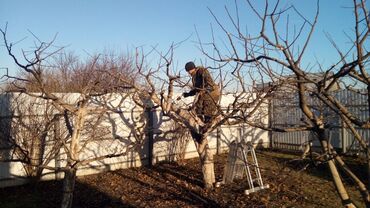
[0,92,60,182]
[198,0,370,206]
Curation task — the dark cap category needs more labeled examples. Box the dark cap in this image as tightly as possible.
[185,61,196,71]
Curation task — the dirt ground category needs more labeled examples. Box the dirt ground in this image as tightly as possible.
[0,150,366,208]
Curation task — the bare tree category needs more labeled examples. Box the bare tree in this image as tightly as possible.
[0,92,60,181]
[197,0,370,206]
[0,27,143,208]
[103,37,277,189]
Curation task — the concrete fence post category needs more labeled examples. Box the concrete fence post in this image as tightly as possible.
[146,107,154,167]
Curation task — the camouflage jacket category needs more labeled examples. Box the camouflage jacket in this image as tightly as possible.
[187,67,218,96]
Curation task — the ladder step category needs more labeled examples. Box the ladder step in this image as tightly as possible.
[252,178,262,182]
[244,185,270,195]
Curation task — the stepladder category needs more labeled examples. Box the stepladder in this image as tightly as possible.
[217,140,269,195]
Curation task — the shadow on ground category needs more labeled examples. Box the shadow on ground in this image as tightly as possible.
[0,151,366,208]
[0,179,135,208]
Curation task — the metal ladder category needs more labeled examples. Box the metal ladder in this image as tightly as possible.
[219,140,269,195]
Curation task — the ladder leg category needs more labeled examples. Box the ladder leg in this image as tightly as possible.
[221,140,269,195]
[251,147,264,186]
[241,145,254,189]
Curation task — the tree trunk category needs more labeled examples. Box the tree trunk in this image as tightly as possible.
[70,108,86,161]
[61,168,77,208]
[334,153,370,206]
[61,108,85,208]
[26,135,45,182]
[196,138,215,189]
[319,137,356,208]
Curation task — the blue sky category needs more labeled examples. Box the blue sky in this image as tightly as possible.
[0,0,362,77]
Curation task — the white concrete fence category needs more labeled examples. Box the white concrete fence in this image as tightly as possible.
[1,89,367,188]
[0,93,270,187]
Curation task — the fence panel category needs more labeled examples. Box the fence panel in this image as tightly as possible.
[271,89,370,153]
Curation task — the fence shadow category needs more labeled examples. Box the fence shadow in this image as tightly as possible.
[0,160,219,208]
[0,178,134,208]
